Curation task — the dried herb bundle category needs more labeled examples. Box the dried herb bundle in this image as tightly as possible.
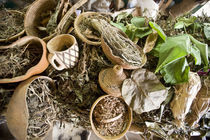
[170,72,201,128]
[93,96,128,136]
[0,43,42,79]
[92,19,145,67]
[27,78,56,139]
[0,9,24,39]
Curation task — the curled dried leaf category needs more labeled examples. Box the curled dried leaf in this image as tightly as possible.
[143,31,158,53]
[186,78,210,128]
[170,72,201,128]
[122,69,168,114]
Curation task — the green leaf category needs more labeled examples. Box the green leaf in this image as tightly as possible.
[204,25,210,40]
[131,17,145,27]
[174,21,185,29]
[155,35,191,73]
[190,45,201,65]
[160,58,190,84]
[150,37,164,57]
[135,28,152,38]
[110,21,127,32]
[155,34,203,84]
[189,35,209,67]
[176,16,197,27]
[149,21,167,41]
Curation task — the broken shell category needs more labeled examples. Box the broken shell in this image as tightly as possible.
[90,95,132,140]
[99,65,127,97]
[0,36,49,83]
[24,0,57,38]
[101,36,147,69]
[74,12,105,45]
[6,76,54,140]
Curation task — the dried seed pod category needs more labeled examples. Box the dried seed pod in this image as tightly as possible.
[90,95,132,140]
[92,19,147,69]
[170,72,201,128]
[6,76,55,140]
[24,0,57,38]
[0,36,49,83]
[186,78,210,128]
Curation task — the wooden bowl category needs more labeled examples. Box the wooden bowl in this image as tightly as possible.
[90,95,132,140]
[6,76,54,140]
[0,36,49,83]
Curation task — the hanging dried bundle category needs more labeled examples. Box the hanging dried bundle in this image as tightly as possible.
[186,78,210,128]
[91,19,146,69]
[170,72,201,128]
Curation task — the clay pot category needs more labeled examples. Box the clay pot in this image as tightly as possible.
[74,12,102,46]
[90,95,132,140]
[101,36,147,69]
[6,76,55,140]
[24,0,57,38]
[0,36,49,83]
[98,65,127,97]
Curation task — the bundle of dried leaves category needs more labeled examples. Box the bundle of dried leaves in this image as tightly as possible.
[27,78,56,139]
[0,43,42,79]
[93,96,128,136]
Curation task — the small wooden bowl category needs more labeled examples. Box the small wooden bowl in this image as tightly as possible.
[90,95,132,140]
[74,12,102,46]
[24,0,57,38]
[0,36,49,83]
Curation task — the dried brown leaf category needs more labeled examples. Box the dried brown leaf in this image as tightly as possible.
[186,78,210,128]
[122,69,168,114]
[143,31,158,53]
[170,72,201,128]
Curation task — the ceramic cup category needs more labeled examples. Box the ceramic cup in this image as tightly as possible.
[47,34,79,70]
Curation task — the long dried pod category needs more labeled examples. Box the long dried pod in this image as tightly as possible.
[0,36,49,83]
[6,76,55,140]
[186,78,210,128]
[24,0,57,38]
[92,19,146,69]
[170,72,201,128]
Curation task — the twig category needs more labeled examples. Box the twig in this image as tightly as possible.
[56,0,88,34]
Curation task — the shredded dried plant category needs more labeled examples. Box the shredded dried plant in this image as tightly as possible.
[45,41,112,129]
[93,96,129,136]
[27,78,56,139]
[0,8,24,39]
[92,19,145,67]
[0,43,42,79]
